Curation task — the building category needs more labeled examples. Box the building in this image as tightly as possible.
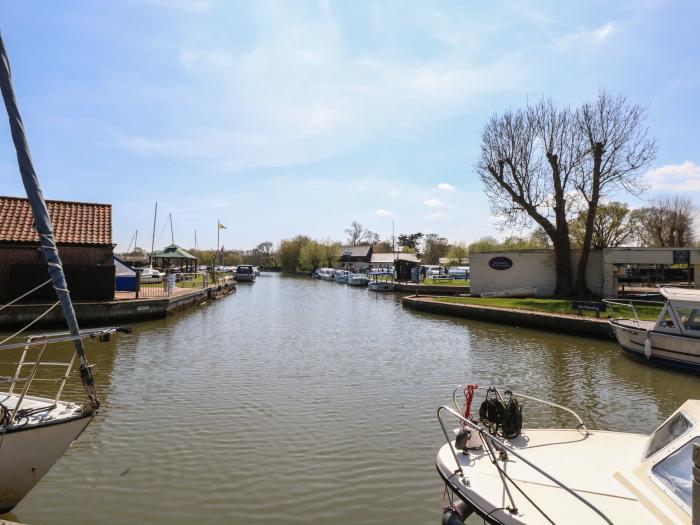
[0,196,115,301]
[471,248,700,298]
[370,252,419,270]
[338,245,373,271]
[151,244,197,272]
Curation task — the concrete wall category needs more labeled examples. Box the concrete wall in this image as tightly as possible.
[470,250,604,297]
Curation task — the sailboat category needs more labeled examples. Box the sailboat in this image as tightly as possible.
[0,33,124,512]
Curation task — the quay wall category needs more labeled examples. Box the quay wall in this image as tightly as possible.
[401,296,612,340]
[394,283,469,296]
[0,282,235,329]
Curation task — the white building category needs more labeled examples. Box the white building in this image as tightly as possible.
[470,247,700,298]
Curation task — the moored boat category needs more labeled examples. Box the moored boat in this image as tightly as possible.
[436,384,698,524]
[368,271,394,292]
[235,264,256,282]
[348,273,370,286]
[607,287,700,372]
[335,270,349,284]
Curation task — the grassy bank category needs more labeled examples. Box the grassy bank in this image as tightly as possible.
[422,278,470,286]
[434,296,662,320]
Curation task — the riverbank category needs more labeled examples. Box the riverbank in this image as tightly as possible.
[394,282,469,295]
[402,295,613,339]
[0,281,236,329]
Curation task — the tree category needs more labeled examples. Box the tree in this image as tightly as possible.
[250,241,276,266]
[477,93,655,297]
[299,241,324,270]
[572,91,656,294]
[570,202,634,248]
[321,241,341,267]
[422,233,449,264]
[446,242,469,263]
[632,196,697,247]
[373,239,393,253]
[468,236,500,253]
[278,235,311,273]
[398,233,423,256]
[345,221,364,246]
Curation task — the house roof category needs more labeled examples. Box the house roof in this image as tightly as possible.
[152,244,196,260]
[371,252,419,263]
[340,245,372,258]
[0,195,112,245]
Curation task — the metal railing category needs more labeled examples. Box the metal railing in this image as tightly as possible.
[602,298,664,327]
[438,401,612,524]
[1,327,121,424]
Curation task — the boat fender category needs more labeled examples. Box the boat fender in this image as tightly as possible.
[442,501,473,525]
[644,337,651,359]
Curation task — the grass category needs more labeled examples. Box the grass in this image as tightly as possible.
[434,296,662,320]
[422,278,470,286]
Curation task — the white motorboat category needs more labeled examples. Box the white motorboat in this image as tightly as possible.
[139,267,164,283]
[318,268,336,281]
[436,385,698,524]
[480,287,537,298]
[607,287,700,372]
[335,270,349,284]
[348,273,370,287]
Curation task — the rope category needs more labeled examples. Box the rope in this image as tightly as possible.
[0,301,59,347]
[0,278,52,312]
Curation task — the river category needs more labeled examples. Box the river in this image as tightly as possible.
[3,273,698,524]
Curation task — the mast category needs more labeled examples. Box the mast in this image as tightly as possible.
[0,33,98,408]
[149,202,158,267]
[135,229,138,252]
[169,212,174,245]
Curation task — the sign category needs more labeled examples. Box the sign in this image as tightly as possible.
[166,273,176,293]
[571,301,606,313]
[673,250,690,265]
[488,256,513,270]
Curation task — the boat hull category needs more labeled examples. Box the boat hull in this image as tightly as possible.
[368,282,394,292]
[0,412,92,513]
[610,319,700,372]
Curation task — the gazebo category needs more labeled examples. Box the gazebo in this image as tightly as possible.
[151,244,197,272]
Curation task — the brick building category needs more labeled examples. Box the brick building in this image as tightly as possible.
[0,196,115,301]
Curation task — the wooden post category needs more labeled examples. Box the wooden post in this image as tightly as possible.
[693,443,699,525]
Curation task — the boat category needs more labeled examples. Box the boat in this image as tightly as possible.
[235,264,256,282]
[480,287,537,298]
[138,267,164,283]
[318,268,336,281]
[368,271,394,292]
[335,270,349,284]
[607,287,700,372]
[348,273,370,287]
[436,384,698,524]
[0,34,124,512]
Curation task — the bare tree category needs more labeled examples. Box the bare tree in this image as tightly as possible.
[632,195,697,247]
[345,221,364,246]
[573,91,656,294]
[477,99,581,295]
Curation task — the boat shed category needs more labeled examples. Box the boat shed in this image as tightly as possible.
[470,247,700,298]
[338,245,373,271]
[114,255,137,292]
[0,195,115,301]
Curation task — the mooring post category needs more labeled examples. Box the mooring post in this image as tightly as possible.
[693,443,699,525]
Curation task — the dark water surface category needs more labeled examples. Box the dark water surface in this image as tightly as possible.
[4,274,698,524]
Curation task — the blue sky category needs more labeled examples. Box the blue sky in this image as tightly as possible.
[1,1,699,251]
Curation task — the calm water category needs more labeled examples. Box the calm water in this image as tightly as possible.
[3,274,698,524]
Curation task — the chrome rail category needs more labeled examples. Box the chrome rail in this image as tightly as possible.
[602,298,664,328]
[437,405,614,525]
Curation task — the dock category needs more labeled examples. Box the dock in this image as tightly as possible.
[0,281,236,329]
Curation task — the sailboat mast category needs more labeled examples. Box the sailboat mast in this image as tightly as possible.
[0,34,98,408]
[150,202,158,267]
[169,213,174,245]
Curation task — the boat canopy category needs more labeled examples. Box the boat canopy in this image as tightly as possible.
[660,286,700,305]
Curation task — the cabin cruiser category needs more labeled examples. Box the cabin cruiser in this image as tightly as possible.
[235,264,256,282]
[348,273,370,287]
[317,268,336,281]
[607,287,700,372]
[335,270,349,284]
[436,385,698,524]
[139,267,164,283]
[368,271,394,292]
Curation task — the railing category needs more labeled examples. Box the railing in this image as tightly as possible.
[602,298,665,328]
[0,327,123,424]
[437,405,613,524]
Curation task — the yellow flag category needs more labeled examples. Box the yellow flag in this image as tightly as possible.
[218,222,226,230]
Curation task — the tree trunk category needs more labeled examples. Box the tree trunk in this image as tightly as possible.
[553,230,573,296]
[575,142,603,297]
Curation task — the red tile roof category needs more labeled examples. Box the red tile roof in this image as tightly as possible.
[0,196,112,245]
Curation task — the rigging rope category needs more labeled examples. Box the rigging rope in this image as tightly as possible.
[0,302,59,347]
[0,279,52,312]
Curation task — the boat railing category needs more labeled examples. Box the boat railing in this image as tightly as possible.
[602,298,665,327]
[437,405,614,525]
[451,385,590,435]
[0,327,125,424]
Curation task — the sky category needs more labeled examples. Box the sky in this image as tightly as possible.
[0,0,699,251]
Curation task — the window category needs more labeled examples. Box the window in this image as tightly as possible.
[645,412,692,459]
[656,306,676,330]
[675,307,700,332]
[651,436,700,510]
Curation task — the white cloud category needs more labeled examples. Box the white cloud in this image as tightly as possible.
[427,211,446,219]
[424,198,446,208]
[556,22,616,48]
[644,161,700,191]
[437,182,455,191]
[375,208,392,216]
[593,22,615,41]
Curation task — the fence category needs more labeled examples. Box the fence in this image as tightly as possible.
[132,271,210,299]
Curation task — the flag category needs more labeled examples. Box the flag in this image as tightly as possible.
[218,222,226,230]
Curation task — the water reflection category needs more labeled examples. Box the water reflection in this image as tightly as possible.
[3,274,697,525]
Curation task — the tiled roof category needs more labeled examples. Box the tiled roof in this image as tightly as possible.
[0,195,112,245]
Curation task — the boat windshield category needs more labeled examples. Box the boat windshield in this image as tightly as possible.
[651,435,699,509]
[675,306,700,332]
[645,411,693,459]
